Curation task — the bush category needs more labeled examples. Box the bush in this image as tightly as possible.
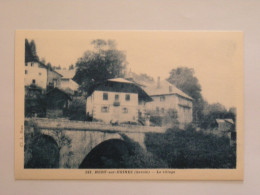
[163,108,179,127]
[119,134,168,168]
[68,98,86,121]
[148,108,179,127]
[185,123,196,132]
[25,134,60,168]
[145,127,236,168]
[150,116,163,126]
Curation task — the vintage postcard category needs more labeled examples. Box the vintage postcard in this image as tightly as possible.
[15,31,243,180]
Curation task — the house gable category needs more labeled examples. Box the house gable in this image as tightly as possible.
[86,78,152,124]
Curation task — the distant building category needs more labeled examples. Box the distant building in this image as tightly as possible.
[144,77,193,127]
[46,87,72,118]
[86,78,152,124]
[215,119,234,131]
[56,69,79,94]
[25,61,62,90]
[216,118,235,139]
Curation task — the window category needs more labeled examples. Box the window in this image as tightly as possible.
[53,79,58,87]
[25,70,28,74]
[25,63,28,66]
[31,62,33,67]
[32,79,36,84]
[123,107,128,113]
[39,72,42,76]
[103,93,108,100]
[156,107,159,113]
[160,96,165,102]
[161,108,165,113]
[101,106,109,113]
[115,94,119,101]
[125,94,130,101]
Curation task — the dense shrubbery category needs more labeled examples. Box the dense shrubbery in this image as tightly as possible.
[68,98,87,121]
[24,121,72,168]
[25,134,60,168]
[150,116,163,126]
[145,127,236,168]
[79,136,168,169]
[149,108,179,127]
[120,135,168,168]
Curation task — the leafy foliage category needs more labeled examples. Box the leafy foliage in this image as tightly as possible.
[24,121,72,168]
[24,85,46,117]
[168,67,202,100]
[145,127,236,168]
[25,134,60,168]
[167,67,204,124]
[200,102,236,129]
[69,64,74,70]
[67,98,87,121]
[148,108,179,127]
[73,39,128,93]
[120,134,168,168]
[25,39,39,62]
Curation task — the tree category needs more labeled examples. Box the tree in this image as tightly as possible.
[46,62,52,69]
[200,102,236,129]
[40,57,46,64]
[30,40,38,61]
[25,39,39,63]
[167,67,204,124]
[203,102,227,116]
[73,39,128,93]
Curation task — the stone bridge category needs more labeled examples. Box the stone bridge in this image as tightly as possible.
[25,118,166,168]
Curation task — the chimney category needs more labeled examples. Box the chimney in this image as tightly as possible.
[157,76,160,88]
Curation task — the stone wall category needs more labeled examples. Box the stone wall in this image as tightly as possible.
[25,118,164,168]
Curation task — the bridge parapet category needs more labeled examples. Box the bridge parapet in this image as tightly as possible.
[25,118,166,133]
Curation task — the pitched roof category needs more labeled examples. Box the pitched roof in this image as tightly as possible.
[56,69,76,79]
[108,78,134,84]
[216,119,234,125]
[60,79,79,91]
[46,87,72,100]
[88,78,153,102]
[144,79,193,100]
[36,61,63,77]
[216,119,225,124]
[225,119,234,124]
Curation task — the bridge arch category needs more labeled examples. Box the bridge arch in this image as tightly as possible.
[79,139,133,168]
[25,134,60,168]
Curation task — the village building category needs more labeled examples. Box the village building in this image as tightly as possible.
[46,87,72,118]
[215,119,236,145]
[24,60,76,118]
[25,60,63,90]
[86,78,152,124]
[144,77,193,127]
[56,69,79,95]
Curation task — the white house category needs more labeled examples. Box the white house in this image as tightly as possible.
[24,61,62,90]
[144,77,193,127]
[86,78,152,124]
[56,69,79,94]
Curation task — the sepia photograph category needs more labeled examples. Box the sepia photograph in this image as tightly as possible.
[15,31,243,180]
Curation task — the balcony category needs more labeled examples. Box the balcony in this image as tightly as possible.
[113,101,120,107]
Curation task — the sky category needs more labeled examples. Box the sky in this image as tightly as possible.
[23,31,243,109]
